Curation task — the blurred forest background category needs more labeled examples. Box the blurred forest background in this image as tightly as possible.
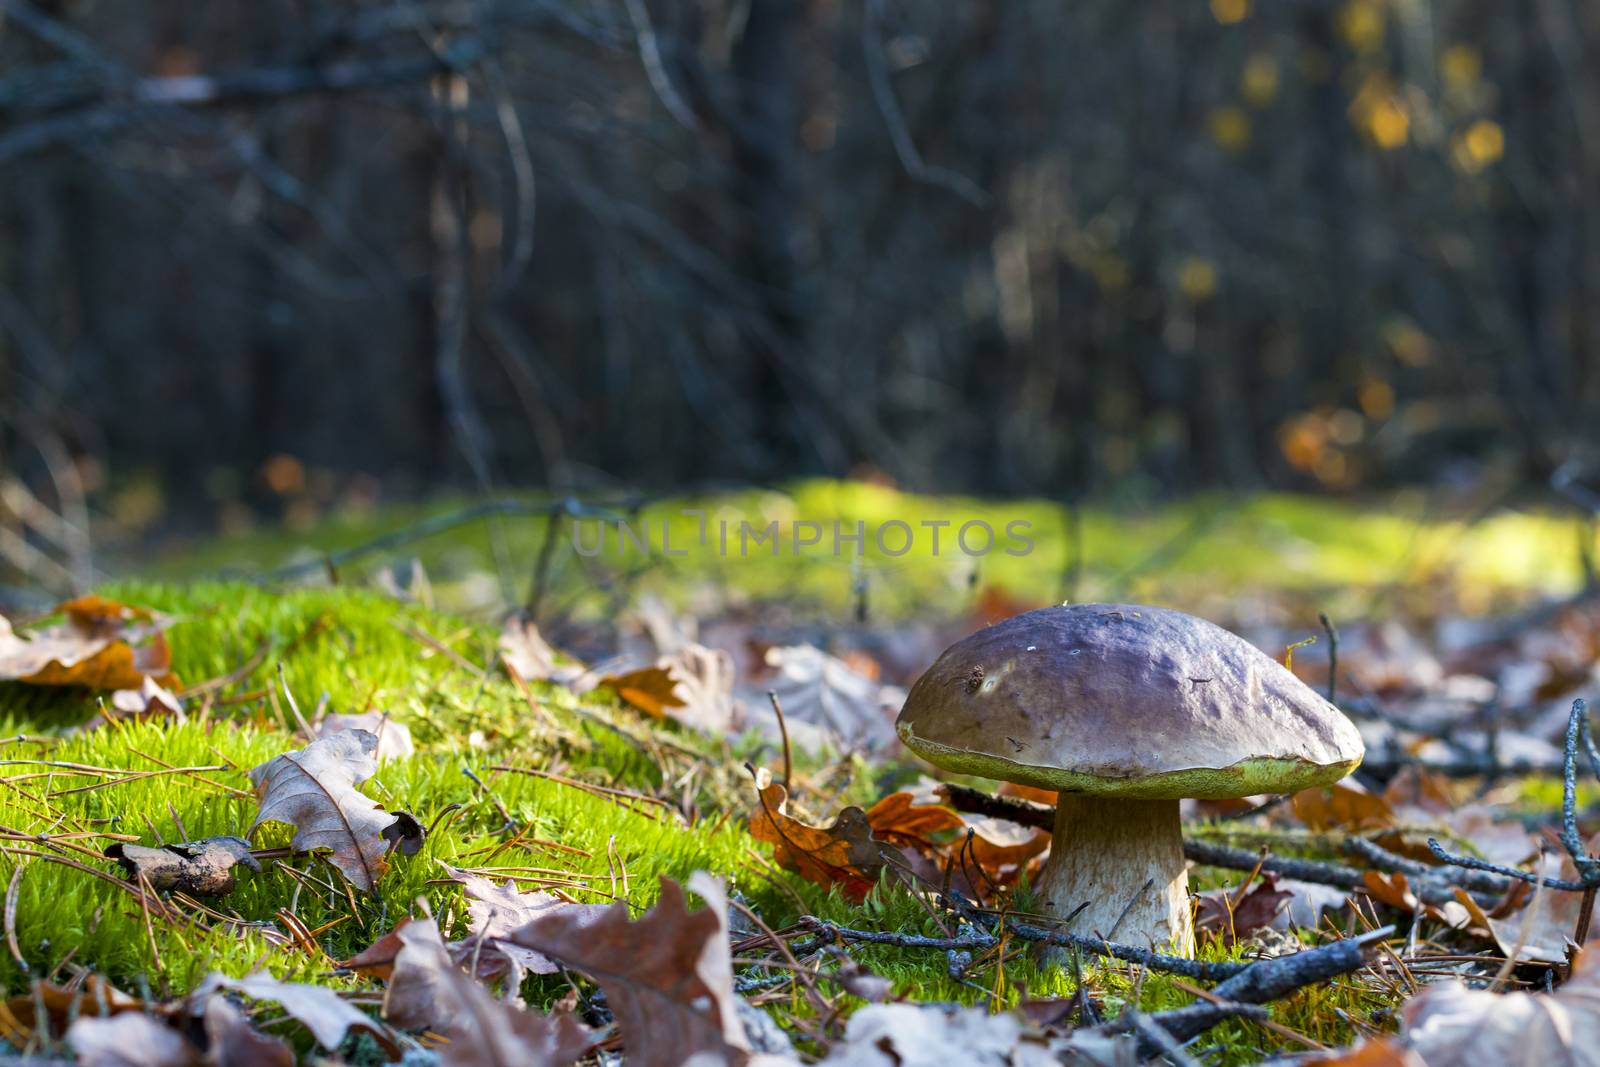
[3,0,1600,575]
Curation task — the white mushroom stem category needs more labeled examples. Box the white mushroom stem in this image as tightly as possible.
[1032,795,1195,956]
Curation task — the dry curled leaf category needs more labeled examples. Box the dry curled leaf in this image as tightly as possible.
[200,996,295,1067]
[749,774,903,902]
[816,1003,1056,1066]
[111,677,184,718]
[1,974,144,1048]
[510,873,748,1067]
[248,730,420,893]
[499,614,586,686]
[66,1011,199,1067]
[748,644,903,752]
[106,835,260,896]
[382,918,594,1064]
[444,865,610,984]
[600,662,689,717]
[0,595,176,691]
[1375,942,1600,1066]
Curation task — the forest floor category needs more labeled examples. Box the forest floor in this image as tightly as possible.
[0,483,1597,1066]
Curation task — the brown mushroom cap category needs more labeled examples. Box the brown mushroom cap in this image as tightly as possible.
[896,603,1364,799]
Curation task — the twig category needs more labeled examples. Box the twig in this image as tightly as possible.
[768,691,793,787]
[800,917,1245,981]
[859,0,988,206]
[1319,612,1339,705]
[1425,839,1591,891]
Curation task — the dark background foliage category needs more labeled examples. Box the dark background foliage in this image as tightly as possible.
[2,0,1597,515]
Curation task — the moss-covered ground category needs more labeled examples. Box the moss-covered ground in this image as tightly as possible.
[5,482,1575,1061]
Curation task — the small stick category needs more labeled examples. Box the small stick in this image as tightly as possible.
[1319,612,1339,705]
[768,691,793,787]
[4,862,26,972]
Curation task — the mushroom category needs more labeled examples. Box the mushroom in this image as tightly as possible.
[895,603,1363,956]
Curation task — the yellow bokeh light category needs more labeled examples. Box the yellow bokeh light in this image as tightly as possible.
[1358,378,1396,420]
[1441,44,1482,91]
[1368,97,1410,148]
[1208,105,1252,152]
[1177,257,1219,302]
[1241,54,1280,108]
[1452,118,1505,173]
[1211,0,1251,25]
[1339,0,1385,53]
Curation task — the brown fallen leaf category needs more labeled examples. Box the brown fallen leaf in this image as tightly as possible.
[443,865,610,984]
[1302,1039,1423,1066]
[317,711,414,762]
[1291,780,1395,832]
[385,917,594,1065]
[1485,849,1593,964]
[106,835,260,896]
[0,974,144,1048]
[65,1011,199,1067]
[248,730,419,893]
[0,595,177,691]
[862,791,966,852]
[200,996,295,1067]
[749,774,902,902]
[1196,871,1295,944]
[600,662,688,717]
[959,814,1051,875]
[1374,941,1600,1066]
[509,873,749,1067]
[342,873,609,992]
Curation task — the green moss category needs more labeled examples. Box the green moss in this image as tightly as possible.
[150,482,1585,621]
[0,579,1397,1062]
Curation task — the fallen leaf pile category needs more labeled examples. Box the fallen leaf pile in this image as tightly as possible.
[0,595,177,691]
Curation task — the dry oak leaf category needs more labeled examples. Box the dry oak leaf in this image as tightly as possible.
[1482,846,1597,965]
[445,865,610,983]
[1379,942,1600,1066]
[1291,780,1395,832]
[383,917,595,1064]
[190,971,392,1054]
[862,791,966,852]
[748,644,903,752]
[599,662,687,716]
[106,834,260,896]
[510,873,750,1067]
[0,595,176,691]
[816,1003,1056,1067]
[499,614,586,687]
[248,730,421,893]
[341,875,609,997]
[600,644,741,734]
[749,774,905,902]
